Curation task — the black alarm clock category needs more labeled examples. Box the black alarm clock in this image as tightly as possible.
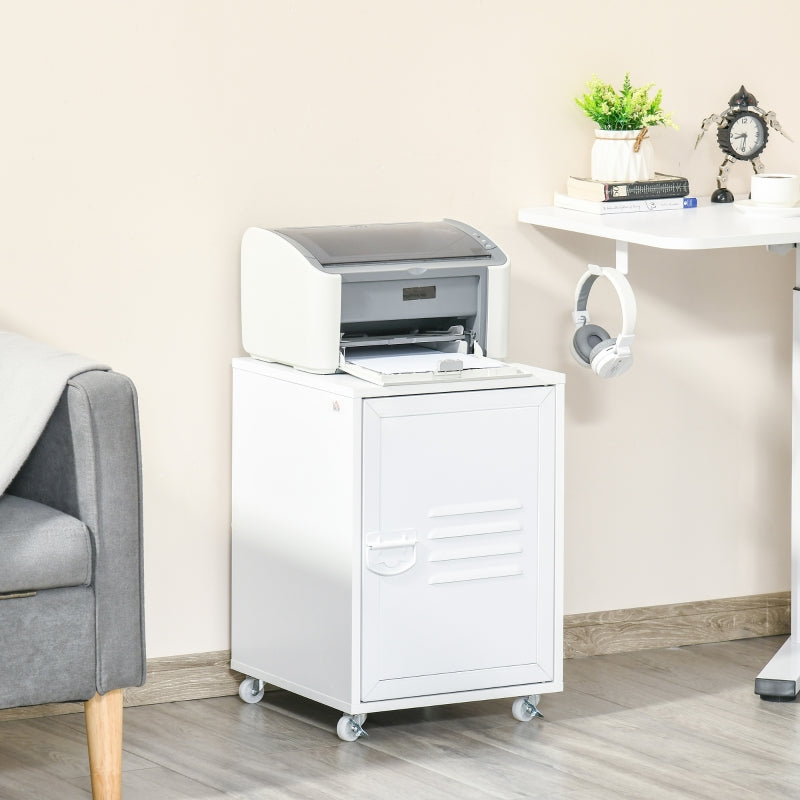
[696,86,791,203]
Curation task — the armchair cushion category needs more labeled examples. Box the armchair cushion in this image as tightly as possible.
[0,495,91,594]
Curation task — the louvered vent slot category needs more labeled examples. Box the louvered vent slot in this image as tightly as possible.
[426,498,525,585]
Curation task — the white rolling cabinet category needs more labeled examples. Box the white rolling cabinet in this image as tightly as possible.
[231,356,564,739]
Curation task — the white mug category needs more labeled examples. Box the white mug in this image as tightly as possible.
[751,173,800,207]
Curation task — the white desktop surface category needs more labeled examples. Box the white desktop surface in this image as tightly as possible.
[519,198,800,251]
[520,197,800,699]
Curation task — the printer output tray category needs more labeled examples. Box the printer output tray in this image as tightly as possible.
[339,346,532,386]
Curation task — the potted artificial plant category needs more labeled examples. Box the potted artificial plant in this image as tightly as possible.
[576,73,677,183]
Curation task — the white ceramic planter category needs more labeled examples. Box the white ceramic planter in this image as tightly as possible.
[591,129,655,183]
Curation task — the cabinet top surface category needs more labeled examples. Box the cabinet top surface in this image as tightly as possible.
[518,198,800,250]
[232,357,564,397]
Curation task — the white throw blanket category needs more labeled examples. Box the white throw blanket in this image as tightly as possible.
[0,332,108,496]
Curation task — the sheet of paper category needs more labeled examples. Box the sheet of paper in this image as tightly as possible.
[343,346,504,375]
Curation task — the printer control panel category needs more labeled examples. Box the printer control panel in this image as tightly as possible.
[469,231,497,250]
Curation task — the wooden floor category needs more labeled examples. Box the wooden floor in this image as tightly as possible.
[1,636,798,799]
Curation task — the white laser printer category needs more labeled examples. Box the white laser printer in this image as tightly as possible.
[241,219,531,385]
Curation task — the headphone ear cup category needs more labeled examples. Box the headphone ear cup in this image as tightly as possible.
[590,336,634,378]
[589,336,616,365]
[572,324,611,366]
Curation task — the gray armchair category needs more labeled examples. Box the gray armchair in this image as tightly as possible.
[0,369,145,799]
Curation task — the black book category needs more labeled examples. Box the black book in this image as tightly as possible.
[567,173,690,202]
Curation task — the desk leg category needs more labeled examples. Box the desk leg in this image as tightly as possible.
[755,252,800,701]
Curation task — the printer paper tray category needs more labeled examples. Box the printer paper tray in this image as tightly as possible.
[338,346,532,386]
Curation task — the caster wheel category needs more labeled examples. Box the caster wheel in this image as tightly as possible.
[238,677,265,704]
[512,694,542,722]
[337,714,367,741]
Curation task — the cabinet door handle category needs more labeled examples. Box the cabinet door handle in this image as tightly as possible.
[365,532,417,576]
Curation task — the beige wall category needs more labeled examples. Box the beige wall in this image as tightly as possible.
[2,0,797,657]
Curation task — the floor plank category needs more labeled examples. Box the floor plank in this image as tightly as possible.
[0,635,795,799]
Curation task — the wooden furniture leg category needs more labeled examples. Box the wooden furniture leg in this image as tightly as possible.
[85,688,123,800]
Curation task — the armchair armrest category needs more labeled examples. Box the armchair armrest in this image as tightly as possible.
[8,369,146,693]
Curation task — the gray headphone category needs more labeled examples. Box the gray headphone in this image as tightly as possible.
[571,265,637,378]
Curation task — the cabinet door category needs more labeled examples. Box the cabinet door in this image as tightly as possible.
[361,386,556,702]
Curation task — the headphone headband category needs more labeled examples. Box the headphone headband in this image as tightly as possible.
[574,266,637,337]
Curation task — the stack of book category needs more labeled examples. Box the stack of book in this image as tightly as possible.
[554,173,696,214]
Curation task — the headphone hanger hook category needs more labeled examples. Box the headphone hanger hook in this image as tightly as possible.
[586,236,629,277]
[615,240,629,274]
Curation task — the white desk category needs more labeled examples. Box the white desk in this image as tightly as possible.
[519,199,800,701]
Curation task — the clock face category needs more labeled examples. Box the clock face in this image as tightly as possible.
[718,111,768,160]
